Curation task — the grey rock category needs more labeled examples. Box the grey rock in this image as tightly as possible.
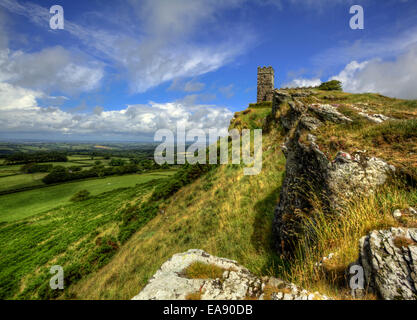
[273,136,394,253]
[300,115,322,131]
[308,104,352,124]
[393,209,402,219]
[133,249,330,300]
[358,112,391,124]
[356,228,417,300]
[291,90,313,97]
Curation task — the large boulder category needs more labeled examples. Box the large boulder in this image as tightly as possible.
[357,228,417,300]
[132,249,330,300]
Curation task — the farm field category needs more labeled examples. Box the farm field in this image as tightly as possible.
[0,164,23,177]
[0,143,174,299]
[0,171,176,223]
[0,172,47,193]
[0,155,134,193]
[0,178,166,299]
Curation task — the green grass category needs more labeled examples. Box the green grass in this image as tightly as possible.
[0,172,176,222]
[230,106,272,131]
[363,119,417,141]
[249,101,273,108]
[0,160,119,194]
[0,172,47,193]
[0,164,22,177]
[0,181,160,299]
[280,183,417,299]
[68,124,287,299]
[67,155,95,161]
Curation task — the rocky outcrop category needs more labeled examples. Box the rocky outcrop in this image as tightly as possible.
[133,249,330,300]
[355,228,417,300]
[308,103,352,124]
[348,104,392,123]
[272,91,395,255]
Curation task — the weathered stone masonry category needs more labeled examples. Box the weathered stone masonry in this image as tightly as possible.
[257,66,274,103]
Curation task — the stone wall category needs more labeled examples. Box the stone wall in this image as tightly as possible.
[257,66,274,103]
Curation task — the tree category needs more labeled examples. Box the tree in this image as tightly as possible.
[109,158,125,166]
[42,166,69,184]
[318,80,343,91]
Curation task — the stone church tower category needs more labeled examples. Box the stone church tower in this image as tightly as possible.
[257,66,274,103]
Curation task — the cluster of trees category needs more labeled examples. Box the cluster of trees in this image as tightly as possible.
[5,152,68,164]
[42,159,170,184]
[42,163,138,184]
[20,163,53,173]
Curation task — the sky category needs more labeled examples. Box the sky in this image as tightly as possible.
[0,0,416,141]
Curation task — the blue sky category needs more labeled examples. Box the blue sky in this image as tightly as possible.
[0,0,416,141]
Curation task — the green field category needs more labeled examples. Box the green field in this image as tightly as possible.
[0,172,47,192]
[0,180,161,299]
[0,164,22,177]
[0,156,136,193]
[0,171,176,222]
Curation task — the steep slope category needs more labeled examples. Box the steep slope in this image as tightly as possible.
[68,105,287,299]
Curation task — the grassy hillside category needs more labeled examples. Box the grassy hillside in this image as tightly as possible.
[67,106,288,299]
[0,172,47,193]
[0,174,173,299]
[68,91,416,300]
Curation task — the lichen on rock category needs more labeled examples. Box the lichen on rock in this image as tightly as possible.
[354,228,417,300]
[132,249,330,300]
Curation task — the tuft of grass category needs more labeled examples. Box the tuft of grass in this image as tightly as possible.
[279,182,416,299]
[363,119,417,142]
[249,101,273,109]
[183,262,226,279]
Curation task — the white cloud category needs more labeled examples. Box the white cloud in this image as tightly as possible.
[0,0,253,93]
[331,45,417,99]
[0,0,365,95]
[0,82,43,110]
[282,78,321,88]
[0,46,104,94]
[0,81,233,139]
